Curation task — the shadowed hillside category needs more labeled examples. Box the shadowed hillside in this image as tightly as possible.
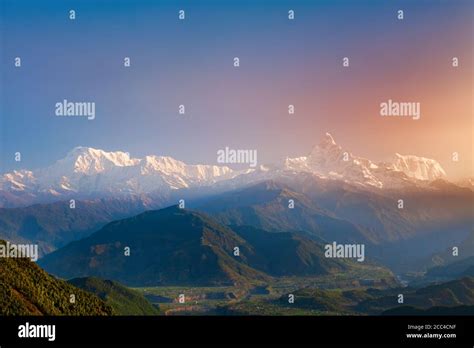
[0,240,113,315]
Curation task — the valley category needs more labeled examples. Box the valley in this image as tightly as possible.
[134,265,397,315]
[133,275,474,316]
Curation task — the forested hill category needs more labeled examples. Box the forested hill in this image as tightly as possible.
[0,240,114,315]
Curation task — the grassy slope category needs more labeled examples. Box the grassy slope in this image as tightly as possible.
[68,277,160,315]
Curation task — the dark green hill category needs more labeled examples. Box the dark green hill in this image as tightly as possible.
[39,206,354,286]
[264,277,474,315]
[0,241,113,315]
[68,277,159,315]
[231,225,347,276]
[39,206,268,286]
[357,277,474,314]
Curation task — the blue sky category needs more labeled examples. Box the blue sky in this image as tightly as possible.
[1,0,472,178]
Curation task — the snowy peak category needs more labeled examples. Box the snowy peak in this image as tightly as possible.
[0,133,456,208]
[284,133,448,188]
[139,155,234,181]
[390,153,447,181]
[62,146,139,174]
[140,155,186,174]
[0,147,241,199]
[1,170,35,191]
[308,132,342,159]
[285,133,383,187]
[319,132,337,147]
[305,133,345,170]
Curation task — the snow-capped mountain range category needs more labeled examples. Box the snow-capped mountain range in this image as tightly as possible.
[284,133,447,188]
[0,133,460,207]
[2,147,240,195]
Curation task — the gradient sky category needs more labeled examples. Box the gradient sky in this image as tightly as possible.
[1,0,472,179]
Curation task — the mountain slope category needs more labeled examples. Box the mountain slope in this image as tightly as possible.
[426,257,474,279]
[422,231,474,270]
[39,206,356,286]
[356,277,474,314]
[68,277,159,315]
[0,198,149,255]
[198,180,370,244]
[256,277,474,315]
[196,177,473,272]
[40,206,261,286]
[389,153,447,181]
[0,241,113,315]
[230,225,348,276]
